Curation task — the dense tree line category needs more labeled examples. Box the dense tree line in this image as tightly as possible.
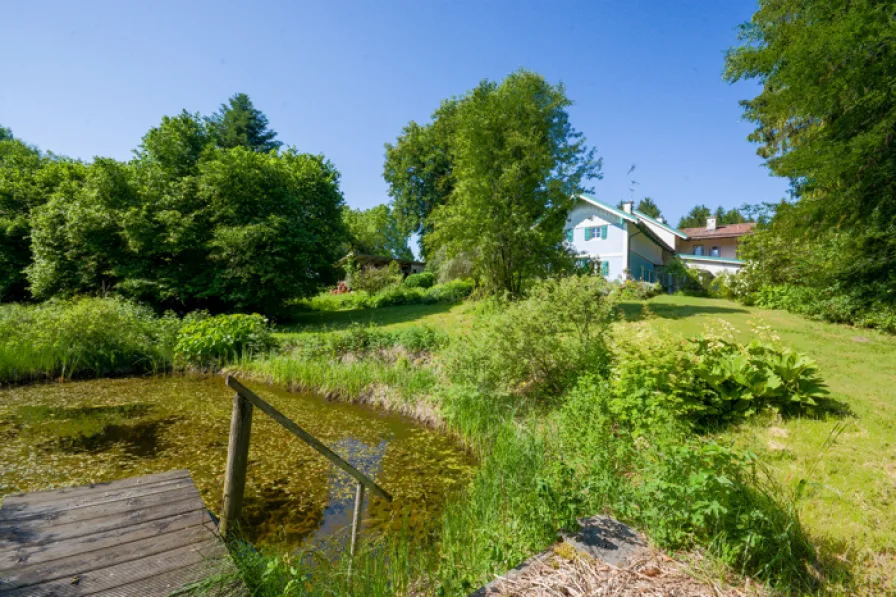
[0,95,348,315]
[385,70,601,294]
[677,205,749,229]
[726,0,896,312]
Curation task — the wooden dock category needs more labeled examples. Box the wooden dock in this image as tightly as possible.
[0,470,244,596]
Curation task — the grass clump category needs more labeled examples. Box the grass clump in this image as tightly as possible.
[0,297,180,384]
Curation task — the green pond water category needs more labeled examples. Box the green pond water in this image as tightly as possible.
[0,375,475,551]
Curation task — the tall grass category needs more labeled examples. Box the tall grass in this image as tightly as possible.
[233,351,438,403]
[0,298,179,384]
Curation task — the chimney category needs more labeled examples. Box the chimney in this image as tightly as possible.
[657,216,665,224]
[622,201,633,214]
[706,217,717,230]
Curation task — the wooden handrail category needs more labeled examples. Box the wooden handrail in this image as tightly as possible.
[219,375,392,539]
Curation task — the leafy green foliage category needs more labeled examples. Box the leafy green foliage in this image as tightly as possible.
[2,96,345,315]
[443,276,618,399]
[606,322,828,430]
[635,196,662,219]
[677,204,749,229]
[0,138,84,301]
[383,100,459,255]
[556,386,816,587]
[386,70,599,293]
[298,279,474,312]
[426,71,601,295]
[174,313,275,369]
[725,0,896,318]
[0,298,180,383]
[403,271,435,289]
[348,261,403,294]
[286,323,446,359]
[342,204,413,260]
[24,112,346,315]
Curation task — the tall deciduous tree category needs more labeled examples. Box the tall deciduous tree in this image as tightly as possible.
[383,101,458,255]
[426,70,601,295]
[342,204,413,260]
[207,93,282,153]
[726,0,896,303]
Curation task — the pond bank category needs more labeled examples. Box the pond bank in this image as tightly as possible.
[0,374,475,552]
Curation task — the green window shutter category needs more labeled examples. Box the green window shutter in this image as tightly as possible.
[584,228,591,241]
[566,229,573,242]
[602,225,608,239]
[601,261,609,276]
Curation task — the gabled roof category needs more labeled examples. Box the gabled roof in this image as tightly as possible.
[679,222,756,240]
[574,194,638,223]
[633,210,689,240]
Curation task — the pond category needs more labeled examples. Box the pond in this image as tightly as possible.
[0,375,475,551]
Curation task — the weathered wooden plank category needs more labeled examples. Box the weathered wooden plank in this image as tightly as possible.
[88,557,243,597]
[226,375,392,501]
[0,485,199,532]
[0,509,211,568]
[0,496,204,551]
[1,471,190,507]
[0,478,197,522]
[0,538,227,597]
[1,522,217,591]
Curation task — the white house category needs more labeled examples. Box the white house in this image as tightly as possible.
[565,195,675,282]
[634,213,753,277]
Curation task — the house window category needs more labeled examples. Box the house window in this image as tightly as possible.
[601,261,609,277]
[711,246,720,257]
[694,245,704,256]
[566,229,573,243]
[585,225,608,240]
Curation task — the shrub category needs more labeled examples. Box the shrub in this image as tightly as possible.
[350,262,403,294]
[616,279,663,300]
[403,272,435,289]
[442,275,618,400]
[423,279,474,302]
[174,313,275,369]
[0,297,178,383]
[606,322,828,430]
[557,379,817,588]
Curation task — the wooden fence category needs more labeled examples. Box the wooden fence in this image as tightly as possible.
[221,375,392,557]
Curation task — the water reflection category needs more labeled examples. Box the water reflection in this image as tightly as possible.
[0,375,475,551]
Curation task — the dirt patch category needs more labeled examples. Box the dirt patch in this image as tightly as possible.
[475,548,763,596]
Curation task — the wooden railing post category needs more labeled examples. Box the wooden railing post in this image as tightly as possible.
[220,383,253,538]
[350,481,365,557]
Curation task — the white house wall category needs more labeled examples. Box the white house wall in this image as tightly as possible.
[629,229,664,265]
[638,219,678,249]
[565,203,628,281]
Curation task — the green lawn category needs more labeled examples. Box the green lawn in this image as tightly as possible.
[279,294,896,587]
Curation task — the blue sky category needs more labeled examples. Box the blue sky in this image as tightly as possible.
[1,0,786,229]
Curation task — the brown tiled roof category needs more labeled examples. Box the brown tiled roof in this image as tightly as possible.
[679,222,756,239]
